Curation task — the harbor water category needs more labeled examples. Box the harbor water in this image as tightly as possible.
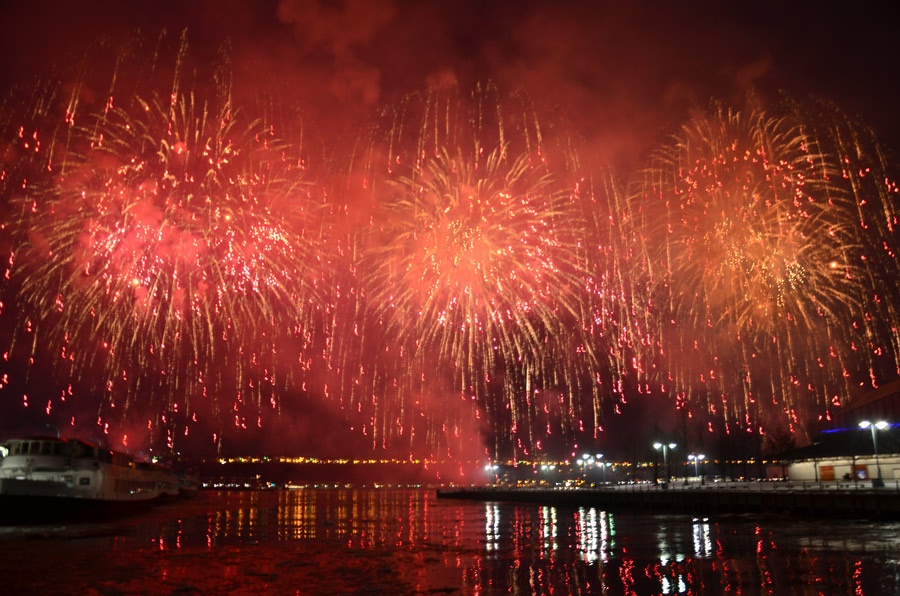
[2,487,899,594]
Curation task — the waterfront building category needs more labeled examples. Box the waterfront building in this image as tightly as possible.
[785,379,900,484]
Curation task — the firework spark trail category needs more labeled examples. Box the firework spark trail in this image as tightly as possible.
[0,36,327,448]
[3,29,900,459]
[631,103,900,439]
[323,84,604,459]
[812,101,900,383]
[579,173,658,420]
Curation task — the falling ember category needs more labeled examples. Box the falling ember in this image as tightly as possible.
[325,84,601,459]
[0,33,325,451]
[0,32,897,460]
[629,102,900,439]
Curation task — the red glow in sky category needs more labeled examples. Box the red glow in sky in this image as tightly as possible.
[1,0,899,464]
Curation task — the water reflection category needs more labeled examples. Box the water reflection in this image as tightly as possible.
[575,506,613,564]
[540,505,557,558]
[693,517,713,558]
[2,488,900,595]
[485,503,500,553]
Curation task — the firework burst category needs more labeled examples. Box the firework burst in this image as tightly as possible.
[4,30,898,458]
[0,41,325,447]
[632,102,900,438]
[320,84,603,459]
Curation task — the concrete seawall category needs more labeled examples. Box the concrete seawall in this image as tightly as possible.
[437,484,900,518]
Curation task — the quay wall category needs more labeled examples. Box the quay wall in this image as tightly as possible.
[437,484,900,518]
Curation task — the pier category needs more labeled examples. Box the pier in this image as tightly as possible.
[438,480,900,518]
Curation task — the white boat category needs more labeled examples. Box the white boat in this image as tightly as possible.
[0,436,195,523]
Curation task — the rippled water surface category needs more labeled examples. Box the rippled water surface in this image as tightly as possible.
[2,488,899,594]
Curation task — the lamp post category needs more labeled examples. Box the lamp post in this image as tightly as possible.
[590,453,607,484]
[859,420,889,488]
[654,442,677,487]
[688,454,706,484]
[484,464,499,485]
[578,453,602,485]
[586,454,609,484]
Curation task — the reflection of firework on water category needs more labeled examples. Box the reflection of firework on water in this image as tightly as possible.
[633,103,900,438]
[327,85,600,459]
[0,41,324,446]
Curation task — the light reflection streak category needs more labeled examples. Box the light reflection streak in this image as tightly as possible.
[540,505,558,558]
[575,506,612,564]
[576,506,598,563]
[73,489,900,594]
[485,503,500,553]
[692,517,712,558]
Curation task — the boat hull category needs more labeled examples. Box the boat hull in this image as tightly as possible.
[0,482,158,525]
[0,437,196,525]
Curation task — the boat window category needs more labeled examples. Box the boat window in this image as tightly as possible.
[79,477,91,486]
[41,442,54,455]
[52,442,62,455]
[73,443,94,458]
[30,441,41,454]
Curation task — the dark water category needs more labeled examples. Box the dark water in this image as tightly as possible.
[2,488,899,595]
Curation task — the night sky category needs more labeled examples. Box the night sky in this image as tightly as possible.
[2,0,899,466]
[4,0,899,165]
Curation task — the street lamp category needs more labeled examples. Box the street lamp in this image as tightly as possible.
[653,442,677,486]
[578,453,602,484]
[688,454,706,484]
[539,464,556,485]
[859,420,889,488]
[594,453,605,484]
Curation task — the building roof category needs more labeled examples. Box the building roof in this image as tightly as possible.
[779,425,900,461]
[843,378,900,412]
[831,378,900,429]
